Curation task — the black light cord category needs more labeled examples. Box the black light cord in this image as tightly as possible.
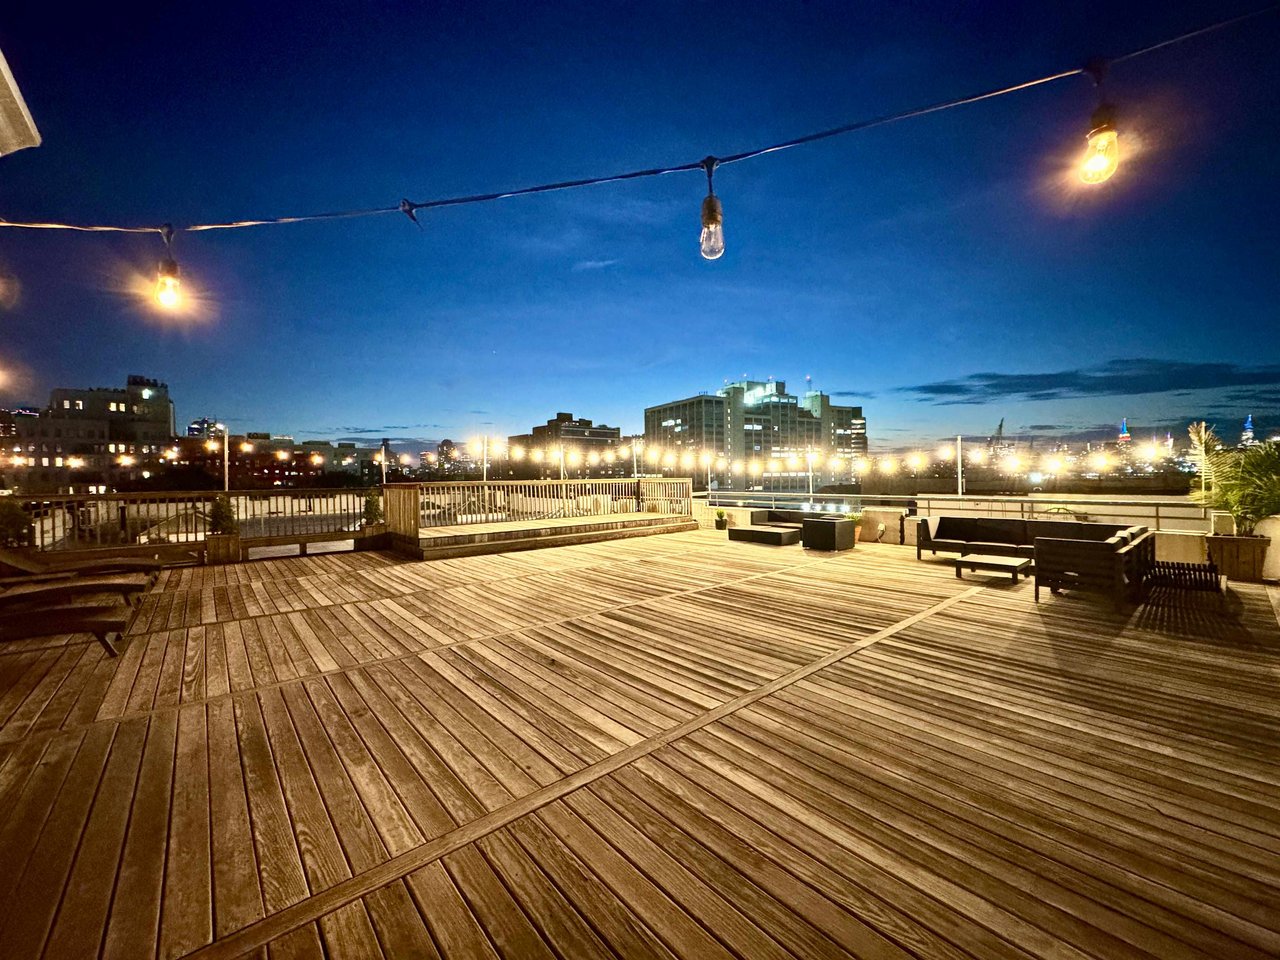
[0,3,1274,237]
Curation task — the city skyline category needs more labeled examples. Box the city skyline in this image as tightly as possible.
[1,3,1278,446]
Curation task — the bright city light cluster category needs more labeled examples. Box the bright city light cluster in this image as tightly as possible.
[442,439,1174,479]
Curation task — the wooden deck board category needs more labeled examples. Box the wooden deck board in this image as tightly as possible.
[0,532,1276,959]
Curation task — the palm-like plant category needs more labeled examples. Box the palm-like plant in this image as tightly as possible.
[1189,422,1280,535]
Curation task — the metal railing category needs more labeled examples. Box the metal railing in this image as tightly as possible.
[385,478,693,536]
[5,488,380,552]
[702,489,1210,533]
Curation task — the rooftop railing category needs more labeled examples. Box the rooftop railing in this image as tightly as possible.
[383,478,693,539]
[702,488,1210,533]
[5,488,379,554]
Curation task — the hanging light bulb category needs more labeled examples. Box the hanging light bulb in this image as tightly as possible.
[155,257,181,309]
[1079,61,1118,185]
[1081,104,1119,184]
[154,224,182,309]
[698,157,724,260]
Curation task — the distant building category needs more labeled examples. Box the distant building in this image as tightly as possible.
[644,379,867,490]
[187,417,218,438]
[6,374,176,492]
[508,412,621,451]
[507,413,624,478]
[1240,414,1258,447]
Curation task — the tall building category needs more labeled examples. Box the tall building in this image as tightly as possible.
[644,379,868,490]
[1241,414,1258,447]
[6,374,176,492]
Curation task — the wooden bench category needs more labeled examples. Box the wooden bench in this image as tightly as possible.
[728,525,802,546]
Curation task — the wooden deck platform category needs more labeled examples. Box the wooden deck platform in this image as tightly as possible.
[1,531,1277,959]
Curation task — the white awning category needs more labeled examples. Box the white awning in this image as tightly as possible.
[0,48,40,158]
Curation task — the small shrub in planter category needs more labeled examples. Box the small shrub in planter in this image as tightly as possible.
[362,490,384,527]
[206,495,241,565]
[849,511,863,542]
[208,495,238,535]
[714,508,728,531]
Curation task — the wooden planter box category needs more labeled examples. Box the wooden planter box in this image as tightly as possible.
[1207,534,1270,583]
[205,533,241,565]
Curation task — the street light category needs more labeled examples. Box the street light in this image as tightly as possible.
[214,423,229,492]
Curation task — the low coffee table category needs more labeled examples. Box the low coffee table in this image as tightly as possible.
[953,554,1031,582]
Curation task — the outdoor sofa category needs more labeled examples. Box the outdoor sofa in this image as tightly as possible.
[914,516,1155,607]
[915,516,1141,561]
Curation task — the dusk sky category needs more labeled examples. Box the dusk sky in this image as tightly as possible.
[1,1,1278,450]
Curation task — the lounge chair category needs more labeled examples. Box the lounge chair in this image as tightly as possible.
[0,546,163,584]
[0,573,153,612]
[0,604,134,656]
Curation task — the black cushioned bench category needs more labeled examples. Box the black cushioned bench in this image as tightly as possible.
[728,525,802,546]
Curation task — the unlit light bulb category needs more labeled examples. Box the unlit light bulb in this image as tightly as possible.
[155,257,181,309]
[700,194,724,260]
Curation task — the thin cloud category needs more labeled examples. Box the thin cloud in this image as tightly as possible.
[899,359,1280,406]
[571,258,621,272]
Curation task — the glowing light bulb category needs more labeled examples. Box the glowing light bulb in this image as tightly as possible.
[906,453,925,471]
[698,157,724,261]
[700,195,724,260]
[155,257,181,309]
[1081,105,1119,184]
[936,445,954,461]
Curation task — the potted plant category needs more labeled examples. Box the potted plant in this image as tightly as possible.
[361,489,387,537]
[1190,423,1278,582]
[714,508,728,531]
[849,510,863,542]
[205,494,240,565]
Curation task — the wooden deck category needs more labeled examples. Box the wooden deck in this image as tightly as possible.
[0,531,1277,959]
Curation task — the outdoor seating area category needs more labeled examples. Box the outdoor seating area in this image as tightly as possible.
[0,529,1277,959]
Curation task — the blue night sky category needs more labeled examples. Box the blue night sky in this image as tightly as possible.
[1,1,1278,450]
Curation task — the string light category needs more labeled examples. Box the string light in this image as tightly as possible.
[1080,60,1119,184]
[699,157,724,261]
[154,224,182,310]
[0,8,1263,302]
